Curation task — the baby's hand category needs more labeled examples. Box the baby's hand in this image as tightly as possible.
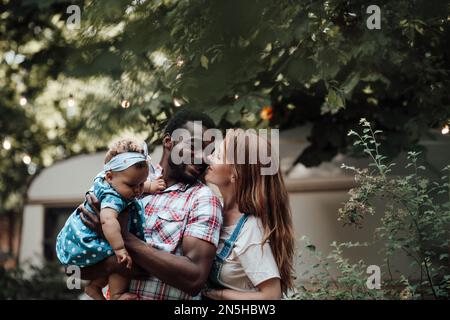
[115,248,132,269]
[150,177,166,193]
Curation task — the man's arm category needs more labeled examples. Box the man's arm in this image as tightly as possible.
[123,232,216,296]
[80,191,219,295]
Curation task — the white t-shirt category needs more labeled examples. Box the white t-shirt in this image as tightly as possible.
[216,215,281,292]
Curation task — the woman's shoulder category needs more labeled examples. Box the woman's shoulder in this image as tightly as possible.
[234,215,266,252]
[242,214,263,232]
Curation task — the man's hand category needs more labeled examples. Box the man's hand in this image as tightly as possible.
[115,248,132,269]
[79,192,103,235]
[124,233,216,296]
[79,192,129,237]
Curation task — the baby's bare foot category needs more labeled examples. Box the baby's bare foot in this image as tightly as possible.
[116,292,138,300]
[85,284,106,300]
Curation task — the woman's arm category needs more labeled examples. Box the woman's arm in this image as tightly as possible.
[204,278,282,300]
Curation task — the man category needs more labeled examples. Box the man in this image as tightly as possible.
[79,109,223,300]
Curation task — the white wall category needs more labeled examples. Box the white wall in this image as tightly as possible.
[19,204,45,269]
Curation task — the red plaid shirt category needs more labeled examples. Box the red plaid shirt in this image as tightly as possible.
[129,165,223,300]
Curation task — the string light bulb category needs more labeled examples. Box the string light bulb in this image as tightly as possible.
[19,96,27,106]
[3,138,11,150]
[67,94,75,107]
[22,154,31,165]
[176,58,184,67]
[121,98,130,109]
[173,98,183,107]
[442,125,449,135]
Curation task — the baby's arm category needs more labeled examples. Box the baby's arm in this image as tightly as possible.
[99,208,132,269]
[143,176,166,194]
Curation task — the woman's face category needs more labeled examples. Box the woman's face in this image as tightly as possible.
[205,142,234,188]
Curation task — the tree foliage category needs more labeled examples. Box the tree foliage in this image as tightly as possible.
[67,0,450,166]
[0,0,449,226]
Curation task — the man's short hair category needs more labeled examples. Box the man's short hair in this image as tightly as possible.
[164,108,216,136]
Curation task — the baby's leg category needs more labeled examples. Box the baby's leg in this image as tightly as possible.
[108,273,131,300]
[85,277,108,300]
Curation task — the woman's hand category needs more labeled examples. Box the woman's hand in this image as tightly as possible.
[202,288,224,300]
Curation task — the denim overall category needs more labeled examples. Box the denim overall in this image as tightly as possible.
[210,213,249,285]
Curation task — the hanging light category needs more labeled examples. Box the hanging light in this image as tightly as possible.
[173,98,183,107]
[3,138,12,150]
[67,94,75,107]
[234,94,239,100]
[22,154,31,165]
[27,162,37,175]
[260,106,273,120]
[176,58,184,67]
[121,98,130,109]
[442,125,449,135]
[19,96,27,106]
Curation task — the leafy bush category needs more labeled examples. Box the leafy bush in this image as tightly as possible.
[0,262,80,300]
[293,238,390,300]
[294,119,450,300]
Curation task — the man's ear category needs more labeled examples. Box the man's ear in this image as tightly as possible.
[105,171,113,183]
[162,134,173,150]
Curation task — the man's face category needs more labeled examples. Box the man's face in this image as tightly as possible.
[168,121,213,185]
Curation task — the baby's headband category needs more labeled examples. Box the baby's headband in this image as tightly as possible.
[104,142,150,172]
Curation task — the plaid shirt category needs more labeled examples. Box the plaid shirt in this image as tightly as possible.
[129,165,223,300]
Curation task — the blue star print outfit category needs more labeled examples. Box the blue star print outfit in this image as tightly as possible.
[56,172,146,267]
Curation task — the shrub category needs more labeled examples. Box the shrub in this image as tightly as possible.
[0,262,80,300]
[294,119,450,300]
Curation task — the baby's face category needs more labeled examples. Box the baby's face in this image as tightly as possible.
[106,164,149,200]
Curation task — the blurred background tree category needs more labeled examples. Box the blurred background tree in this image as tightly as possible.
[0,0,449,263]
[66,0,449,167]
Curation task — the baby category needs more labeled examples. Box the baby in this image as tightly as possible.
[56,139,165,300]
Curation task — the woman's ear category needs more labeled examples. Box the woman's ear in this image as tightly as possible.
[230,166,238,184]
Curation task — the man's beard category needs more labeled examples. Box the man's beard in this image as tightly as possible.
[168,156,205,185]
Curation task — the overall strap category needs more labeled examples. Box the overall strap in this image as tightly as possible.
[216,214,249,262]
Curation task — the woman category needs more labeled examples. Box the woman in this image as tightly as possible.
[202,129,295,300]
